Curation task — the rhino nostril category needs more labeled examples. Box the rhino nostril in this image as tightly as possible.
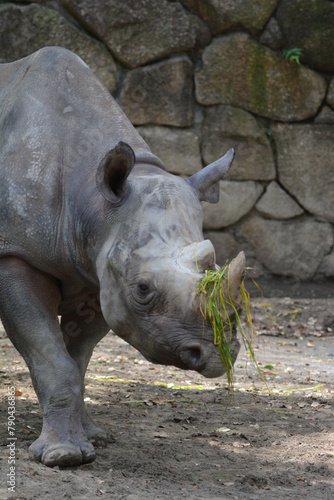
[180,345,204,370]
[188,348,202,367]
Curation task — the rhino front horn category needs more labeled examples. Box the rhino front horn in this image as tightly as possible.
[187,148,235,203]
[227,251,246,302]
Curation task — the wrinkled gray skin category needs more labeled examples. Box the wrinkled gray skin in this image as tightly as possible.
[0,48,245,467]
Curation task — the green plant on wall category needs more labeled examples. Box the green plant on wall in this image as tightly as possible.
[282,47,303,64]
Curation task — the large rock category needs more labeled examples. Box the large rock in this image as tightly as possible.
[180,0,279,35]
[327,78,334,109]
[255,182,304,220]
[238,216,333,280]
[59,0,210,68]
[260,17,284,50]
[317,251,334,278]
[0,3,117,92]
[202,181,263,230]
[202,105,275,181]
[195,33,326,122]
[273,124,334,222]
[314,106,334,125]
[119,58,194,127]
[136,126,201,176]
[276,0,334,73]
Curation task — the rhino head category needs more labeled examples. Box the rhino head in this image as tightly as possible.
[95,142,245,378]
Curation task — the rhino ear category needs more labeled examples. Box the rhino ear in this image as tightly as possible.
[96,142,135,203]
[187,148,235,203]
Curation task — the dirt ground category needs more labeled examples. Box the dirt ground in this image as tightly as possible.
[1,284,334,500]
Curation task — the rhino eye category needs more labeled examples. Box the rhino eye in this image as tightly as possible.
[138,279,150,295]
[132,278,157,307]
[134,278,157,307]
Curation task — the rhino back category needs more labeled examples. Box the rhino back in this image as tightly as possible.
[0,47,149,275]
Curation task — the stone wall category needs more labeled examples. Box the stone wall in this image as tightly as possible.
[1,0,334,284]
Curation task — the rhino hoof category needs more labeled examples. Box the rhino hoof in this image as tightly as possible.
[29,440,96,467]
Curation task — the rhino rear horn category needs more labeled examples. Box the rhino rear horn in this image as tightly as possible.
[187,148,235,203]
[96,142,135,203]
[178,240,216,273]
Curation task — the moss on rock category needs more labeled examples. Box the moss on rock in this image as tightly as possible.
[195,33,326,122]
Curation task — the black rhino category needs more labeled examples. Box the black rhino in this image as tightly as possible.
[0,47,245,466]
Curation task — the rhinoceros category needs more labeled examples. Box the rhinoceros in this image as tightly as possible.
[0,47,245,467]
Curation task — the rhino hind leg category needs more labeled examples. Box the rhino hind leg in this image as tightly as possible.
[0,258,95,466]
[61,304,111,447]
[80,405,109,447]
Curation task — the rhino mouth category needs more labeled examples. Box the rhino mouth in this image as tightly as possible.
[138,339,237,379]
[143,346,204,372]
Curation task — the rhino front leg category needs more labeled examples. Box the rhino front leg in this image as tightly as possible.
[61,301,110,447]
[0,258,95,467]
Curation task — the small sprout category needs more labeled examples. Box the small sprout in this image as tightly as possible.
[282,47,303,64]
[196,262,264,390]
